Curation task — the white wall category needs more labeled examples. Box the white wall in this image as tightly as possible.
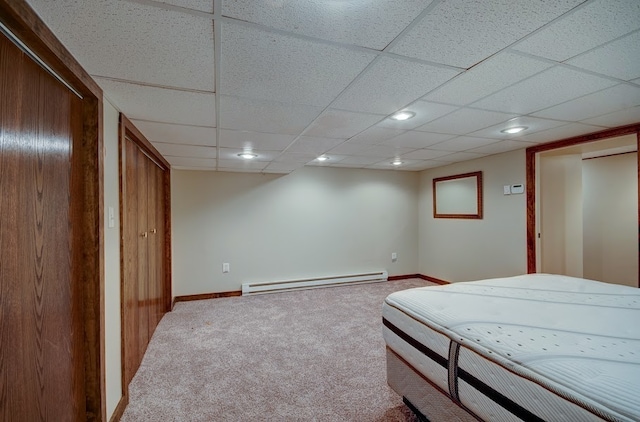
[540,154,583,277]
[171,166,419,295]
[418,149,527,282]
[583,152,638,287]
[103,99,122,418]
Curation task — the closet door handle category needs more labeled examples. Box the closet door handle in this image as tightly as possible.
[140,231,148,238]
[150,228,157,234]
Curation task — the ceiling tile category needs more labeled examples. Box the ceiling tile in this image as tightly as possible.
[415,108,515,135]
[28,0,214,90]
[532,84,640,121]
[423,52,552,105]
[332,56,460,115]
[98,78,215,126]
[429,136,500,152]
[218,167,265,173]
[219,95,322,135]
[581,106,640,127]
[304,109,384,139]
[377,101,459,130]
[400,149,454,160]
[399,160,444,171]
[470,116,567,139]
[472,66,617,114]
[166,156,216,168]
[348,127,407,145]
[331,156,382,166]
[513,0,640,61]
[383,131,455,149]
[305,155,348,166]
[218,148,281,162]
[217,159,269,170]
[263,161,305,173]
[363,145,416,158]
[285,136,345,155]
[153,0,214,13]
[468,140,536,155]
[266,161,304,171]
[517,123,610,143]
[218,129,295,150]
[220,22,375,107]
[221,0,434,50]
[366,159,423,170]
[433,151,488,163]
[153,143,217,158]
[567,31,640,81]
[273,152,318,163]
[131,120,216,146]
[328,143,375,156]
[389,0,583,68]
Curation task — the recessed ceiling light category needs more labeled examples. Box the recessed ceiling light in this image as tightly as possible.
[500,126,528,134]
[390,111,416,121]
[316,155,329,162]
[391,159,403,166]
[237,152,258,159]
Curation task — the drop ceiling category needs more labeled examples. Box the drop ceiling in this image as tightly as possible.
[24,0,640,173]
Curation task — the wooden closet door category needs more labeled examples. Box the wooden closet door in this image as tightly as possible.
[0,32,84,420]
[120,116,170,398]
[147,158,158,338]
[136,147,149,363]
[123,137,140,388]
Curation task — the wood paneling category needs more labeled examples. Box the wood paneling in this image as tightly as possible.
[0,31,81,421]
[120,116,171,401]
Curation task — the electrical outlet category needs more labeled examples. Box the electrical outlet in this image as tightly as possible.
[391,252,397,262]
[222,263,230,273]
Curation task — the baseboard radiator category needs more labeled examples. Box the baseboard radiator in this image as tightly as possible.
[242,271,388,296]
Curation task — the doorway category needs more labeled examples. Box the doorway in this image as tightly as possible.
[527,126,640,287]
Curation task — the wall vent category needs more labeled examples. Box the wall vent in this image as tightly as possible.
[242,271,388,296]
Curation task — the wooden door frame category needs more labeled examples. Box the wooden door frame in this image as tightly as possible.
[118,114,172,404]
[0,1,106,420]
[526,122,640,286]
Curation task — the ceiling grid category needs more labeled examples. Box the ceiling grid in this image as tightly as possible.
[24,0,640,173]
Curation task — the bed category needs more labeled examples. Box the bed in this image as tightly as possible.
[382,274,640,422]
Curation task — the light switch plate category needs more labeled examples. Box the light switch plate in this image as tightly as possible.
[503,185,511,195]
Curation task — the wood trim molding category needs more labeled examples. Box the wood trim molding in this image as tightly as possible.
[1,1,106,419]
[433,171,483,220]
[120,115,170,170]
[173,291,243,308]
[417,274,450,285]
[0,0,102,99]
[171,275,452,308]
[526,123,640,276]
[108,396,128,422]
[388,274,422,281]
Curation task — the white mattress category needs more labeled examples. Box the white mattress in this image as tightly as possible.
[382,274,640,422]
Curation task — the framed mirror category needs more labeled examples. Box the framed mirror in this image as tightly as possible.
[433,171,483,219]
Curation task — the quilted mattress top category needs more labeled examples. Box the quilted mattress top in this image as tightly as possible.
[384,273,640,420]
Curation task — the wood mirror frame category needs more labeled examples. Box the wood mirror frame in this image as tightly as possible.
[433,171,483,219]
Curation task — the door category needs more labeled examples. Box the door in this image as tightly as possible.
[121,131,169,394]
[0,32,84,420]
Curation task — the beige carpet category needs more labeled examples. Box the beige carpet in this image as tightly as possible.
[120,278,434,421]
